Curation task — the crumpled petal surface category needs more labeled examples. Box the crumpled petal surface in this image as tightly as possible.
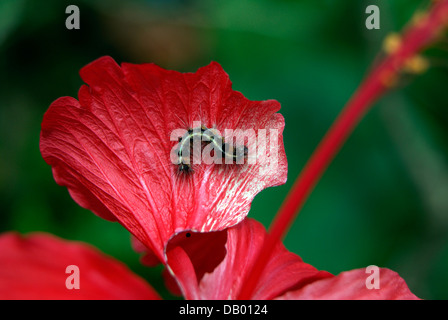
[0,232,160,300]
[40,56,287,262]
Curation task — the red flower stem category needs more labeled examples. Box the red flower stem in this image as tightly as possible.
[238,0,448,300]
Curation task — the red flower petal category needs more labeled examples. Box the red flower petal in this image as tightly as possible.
[162,229,228,297]
[40,56,287,262]
[0,232,160,300]
[276,268,420,300]
[165,218,332,300]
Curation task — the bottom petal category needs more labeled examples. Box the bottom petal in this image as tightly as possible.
[277,268,420,300]
[0,232,160,300]
[165,218,331,300]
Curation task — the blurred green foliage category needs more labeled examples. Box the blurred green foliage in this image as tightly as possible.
[1,0,447,299]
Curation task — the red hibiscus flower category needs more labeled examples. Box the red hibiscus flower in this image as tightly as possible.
[5,0,446,299]
[39,56,287,264]
[32,50,417,300]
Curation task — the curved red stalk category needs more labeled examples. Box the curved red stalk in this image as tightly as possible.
[238,0,448,300]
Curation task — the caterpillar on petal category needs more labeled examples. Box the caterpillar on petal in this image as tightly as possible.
[175,125,249,174]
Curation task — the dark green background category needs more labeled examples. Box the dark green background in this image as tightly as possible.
[1,0,447,299]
